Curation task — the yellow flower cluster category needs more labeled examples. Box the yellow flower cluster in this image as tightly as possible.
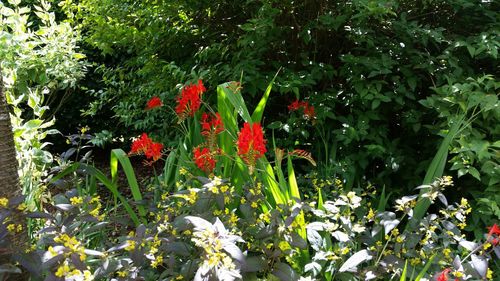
[0,197,8,208]
[191,228,236,271]
[70,196,84,205]
[54,233,87,261]
[6,223,23,233]
[88,196,104,221]
[125,240,136,251]
[54,260,92,280]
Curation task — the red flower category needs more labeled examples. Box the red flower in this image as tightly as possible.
[193,146,216,173]
[488,223,500,236]
[201,112,224,137]
[288,99,316,120]
[175,80,206,120]
[303,102,316,120]
[288,100,301,111]
[129,133,163,163]
[130,133,153,155]
[487,223,500,245]
[145,142,164,162]
[237,123,267,171]
[145,96,163,110]
[437,268,451,281]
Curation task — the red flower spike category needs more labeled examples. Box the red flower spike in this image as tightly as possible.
[201,112,224,137]
[145,142,164,162]
[237,123,267,172]
[175,80,206,120]
[130,133,153,155]
[303,102,316,120]
[288,99,316,120]
[145,96,163,110]
[288,100,301,111]
[487,223,500,245]
[193,146,216,173]
[129,133,163,163]
[437,268,451,281]
[487,223,500,237]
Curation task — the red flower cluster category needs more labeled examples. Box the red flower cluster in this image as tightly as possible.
[288,99,316,120]
[129,133,163,162]
[201,112,224,137]
[237,122,267,172]
[437,268,451,281]
[193,147,217,173]
[145,96,163,110]
[175,80,206,120]
[192,112,224,174]
[487,223,500,245]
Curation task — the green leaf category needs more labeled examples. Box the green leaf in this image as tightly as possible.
[251,72,278,123]
[466,45,475,57]
[50,163,140,225]
[110,149,146,220]
[339,250,372,272]
[415,254,436,281]
[400,260,408,281]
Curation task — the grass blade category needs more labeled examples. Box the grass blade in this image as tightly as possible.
[400,260,408,281]
[415,254,436,281]
[412,115,465,222]
[110,149,146,219]
[251,71,279,123]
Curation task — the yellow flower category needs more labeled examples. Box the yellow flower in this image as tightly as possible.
[486,267,493,280]
[278,241,290,251]
[125,240,136,251]
[396,236,404,243]
[70,196,83,205]
[251,202,258,208]
[443,248,451,257]
[440,176,453,186]
[410,258,421,266]
[117,270,128,277]
[220,185,229,193]
[6,224,16,233]
[460,198,469,207]
[228,213,238,226]
[55,263,71,277]
[366,208,375,220]
[0,198,8,208]
[151,255,163,268]
[17,203,27,211]
[340,247,350,255]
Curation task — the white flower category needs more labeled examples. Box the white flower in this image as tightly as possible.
[186,216,245,281]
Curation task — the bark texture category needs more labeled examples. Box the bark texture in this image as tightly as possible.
[0,68,29,281]
[0,69,20,198]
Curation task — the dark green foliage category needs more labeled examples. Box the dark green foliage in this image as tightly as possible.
[64,0,499,226]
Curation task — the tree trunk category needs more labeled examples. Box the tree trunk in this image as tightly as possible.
[0,68,20,198]
[0,67,29,280]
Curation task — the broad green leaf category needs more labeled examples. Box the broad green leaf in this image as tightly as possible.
[110,149,146,219]
[339,250,372,272]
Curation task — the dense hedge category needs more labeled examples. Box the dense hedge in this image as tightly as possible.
[51,0,499,232]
